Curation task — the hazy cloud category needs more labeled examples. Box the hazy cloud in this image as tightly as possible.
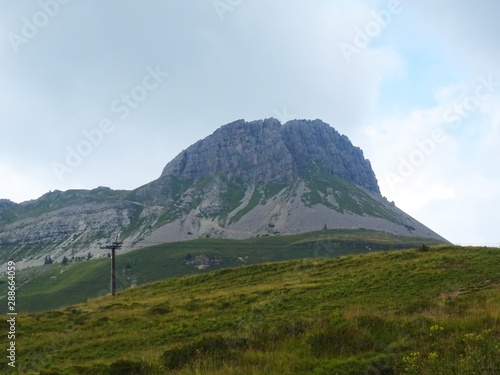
[1,0,498,245]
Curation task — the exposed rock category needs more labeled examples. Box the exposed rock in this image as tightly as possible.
[185,254,223,270]
[161,118,379,193]
[281,120,379,193]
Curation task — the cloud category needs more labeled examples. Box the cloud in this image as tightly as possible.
[390,180,456,213]
[415,173,500,246]
[0,162,52,203]
[0,0,498,245]
[360,75,500,244]
[414,0,500,74]
[1,0,405,195]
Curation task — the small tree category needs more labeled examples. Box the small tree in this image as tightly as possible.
[62,256,69,265]
[86,252,93,260]
[44,255,53,265]
[418,244,430,252]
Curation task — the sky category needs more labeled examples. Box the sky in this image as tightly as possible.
[1,0,499,246]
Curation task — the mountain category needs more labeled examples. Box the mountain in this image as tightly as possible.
[0,118,448,270]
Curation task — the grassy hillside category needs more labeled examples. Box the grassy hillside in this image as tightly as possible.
[0,230,443,313]
[1,245,498,374]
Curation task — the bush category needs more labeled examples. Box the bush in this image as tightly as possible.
[443,296,469,316]
[67,364,109,374]
[162,335,246,370]
[355,315,400,351]
[184,296,199,311]
[296,354,395,375]
[397,328,500,375]
[39,369,65,375]
[308,314,375,357]
[148,302,172,315]
[404,298,436,314]
[109,359,149,375]
[418,244,430,252]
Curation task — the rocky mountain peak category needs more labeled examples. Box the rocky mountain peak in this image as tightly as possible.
[0,199,17,210]
[161,118,380,193]
[0,118,447,271]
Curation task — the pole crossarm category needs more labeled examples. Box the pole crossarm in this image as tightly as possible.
[102,240,123,251]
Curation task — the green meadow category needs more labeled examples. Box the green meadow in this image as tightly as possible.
[1,243,498,374]
[1,229,441,313]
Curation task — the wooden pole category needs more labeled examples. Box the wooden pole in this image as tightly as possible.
[111,246,116,296]
[103,236,122,296]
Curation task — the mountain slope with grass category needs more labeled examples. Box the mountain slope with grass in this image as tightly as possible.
[0,229,444,313]
[0,118,447,271]
[3,245,499,374]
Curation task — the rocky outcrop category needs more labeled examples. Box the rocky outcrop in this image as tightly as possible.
[281,120,379,193]
[162,118,296,184]
[161,119,379,193]
[0,199,16,210]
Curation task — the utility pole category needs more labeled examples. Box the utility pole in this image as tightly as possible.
[103,235,123,296]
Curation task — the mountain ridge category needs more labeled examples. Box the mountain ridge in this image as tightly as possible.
[0,118,448,270]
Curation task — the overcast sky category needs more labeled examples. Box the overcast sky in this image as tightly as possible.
[1,0,499,246]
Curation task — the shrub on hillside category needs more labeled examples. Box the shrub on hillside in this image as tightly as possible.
[308,313,376,357]
[418,244,430,252]
[148,302,172,315]
[109,359,151,375]
[162,335,247,370]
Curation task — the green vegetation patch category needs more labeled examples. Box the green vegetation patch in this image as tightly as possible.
[1,229,445,314]
[4,245,499,374]
[300,169,402,224]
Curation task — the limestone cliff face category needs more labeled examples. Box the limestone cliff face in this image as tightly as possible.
[0,118,446,270]
[161,119,379,193]
[281,119,379,193]
[161,118,296,184]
